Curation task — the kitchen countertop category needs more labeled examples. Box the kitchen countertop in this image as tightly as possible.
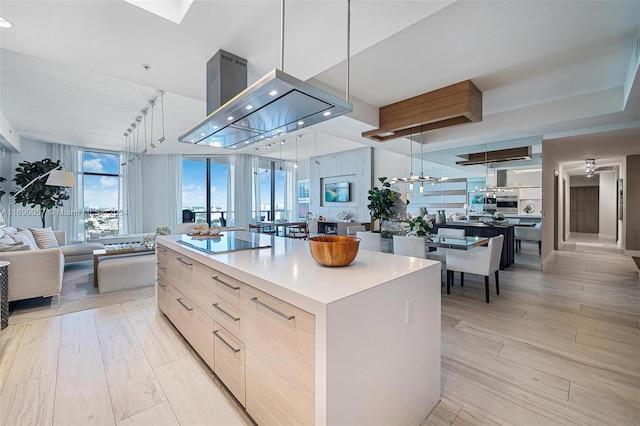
[157,231,438,314]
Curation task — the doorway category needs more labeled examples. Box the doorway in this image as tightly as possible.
[569,186,599,233]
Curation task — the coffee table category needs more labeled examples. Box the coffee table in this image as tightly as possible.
[93,246,154,287]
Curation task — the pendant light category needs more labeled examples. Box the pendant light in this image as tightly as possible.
[408,126,414,192]
[419,126,424,194]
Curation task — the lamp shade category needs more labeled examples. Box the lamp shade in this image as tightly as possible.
[45,170,75,187]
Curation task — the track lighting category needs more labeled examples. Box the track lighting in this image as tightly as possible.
[120,90,165,163]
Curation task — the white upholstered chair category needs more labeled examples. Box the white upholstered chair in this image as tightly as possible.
[445,235,504,303]
[356,231,382,252]
[514,225,541,254]
[392,235,426,258]
[346,225,366,235]
[175,222,195,234]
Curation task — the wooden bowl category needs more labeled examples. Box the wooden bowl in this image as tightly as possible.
[308,235,360,267]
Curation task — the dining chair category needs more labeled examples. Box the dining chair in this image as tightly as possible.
[426,228,466,262]
[392,235,426,258]
[356,231,382,252]
[514,226,541,254]
[346,225,366,235]
[286,222,309,239]
[445,235,504,303]
[175,222,195,234]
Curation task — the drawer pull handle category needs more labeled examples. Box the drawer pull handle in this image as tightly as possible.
[156,264,167,271]
[155,280,167,288]
[250,297,295,321]
[212,303,240,322]
[177,258,193,267]
[157,248,167,253]
[177,298,193,311]
[213,330,241,353]
[212,276,240,291]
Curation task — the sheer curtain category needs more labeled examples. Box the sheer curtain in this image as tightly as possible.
[283,160,297,222]
[49,143,84,241]
[166,154,182,230]
[120,154,143,234]
[228,154,260,228]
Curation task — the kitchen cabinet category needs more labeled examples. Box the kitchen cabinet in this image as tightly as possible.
[156,232,441,425]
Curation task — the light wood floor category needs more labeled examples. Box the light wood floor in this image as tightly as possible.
[1,249,639,425]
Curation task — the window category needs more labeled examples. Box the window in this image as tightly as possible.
[182,157,229,226]
[82,151,120,238]
[297,179,310,219]
[257,159,288,221]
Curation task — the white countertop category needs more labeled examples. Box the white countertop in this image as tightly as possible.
[157,231,438,314]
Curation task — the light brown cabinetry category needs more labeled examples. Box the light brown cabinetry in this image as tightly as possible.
[156,243,315,424]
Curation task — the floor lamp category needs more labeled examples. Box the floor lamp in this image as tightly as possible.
[9,166,75,226]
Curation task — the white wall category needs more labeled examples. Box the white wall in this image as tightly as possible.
[310,147,372,222]
[506,170,542,187]
[598,171,617,239]
[7,138,51,228]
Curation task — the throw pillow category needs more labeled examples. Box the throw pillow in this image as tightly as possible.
[1,226,18,235]
[0,234,15,245]
[0,241,29,252]
[12,232,39,250]
[29,227,60,249]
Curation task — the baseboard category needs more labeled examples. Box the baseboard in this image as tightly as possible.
[541,250,557,272]
[598,233,616,239]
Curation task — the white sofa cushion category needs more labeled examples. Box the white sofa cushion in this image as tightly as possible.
[13,231,39,250]
[0,242,29,252]
[29,227,60,249]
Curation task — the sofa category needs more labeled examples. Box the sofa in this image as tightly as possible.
[0,227,104,302]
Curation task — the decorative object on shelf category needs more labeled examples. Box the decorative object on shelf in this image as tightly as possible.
[434,210,446,224]
[367,177,402,229]
[336,210,351,221]
[308,235,360,267]
[11,159,75,227]
[492,211,505,221]
[523,204,534,214]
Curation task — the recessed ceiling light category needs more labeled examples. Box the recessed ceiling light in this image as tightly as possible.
[280,141,285,145]
[323,111,331,116]
[245,141,250,144]
[227,116,233,121]
[0,17,12,28]
[245,105,253,110]
[276,129,282,133]
[259,135,265,139]
[213,125,218,129]
[269,90,278,96]
[190,139,195,142]
[200,133,205,137]
[297,121,304,126]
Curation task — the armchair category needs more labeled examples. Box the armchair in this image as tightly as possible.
[446,235,504,303]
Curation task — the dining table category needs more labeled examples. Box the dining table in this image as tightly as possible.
[257,220,306,237]
[382,235,489,255]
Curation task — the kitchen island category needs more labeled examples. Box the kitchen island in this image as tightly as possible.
[156,232,441,425]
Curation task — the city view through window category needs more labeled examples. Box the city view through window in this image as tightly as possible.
[83,151,120,238]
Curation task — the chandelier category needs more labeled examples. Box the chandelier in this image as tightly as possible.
[585,158,596,177]
[388,126,447,191]
[121,90,166,166]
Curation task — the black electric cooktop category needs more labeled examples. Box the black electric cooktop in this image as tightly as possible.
[176,234,271,254]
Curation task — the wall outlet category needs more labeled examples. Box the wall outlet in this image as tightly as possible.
[405,298,414,324]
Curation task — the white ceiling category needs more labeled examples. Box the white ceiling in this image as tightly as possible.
[0,0,638,165]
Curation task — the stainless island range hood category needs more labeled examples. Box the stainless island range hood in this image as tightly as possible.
[179,56,353,149]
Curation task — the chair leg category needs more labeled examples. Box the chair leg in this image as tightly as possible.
[495,270,500,295]
[460,272,464,287]
[484,275,490,303]
[446,270,451,294]
[538,241,541,255]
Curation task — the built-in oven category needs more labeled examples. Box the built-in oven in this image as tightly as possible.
[496,195,518,213]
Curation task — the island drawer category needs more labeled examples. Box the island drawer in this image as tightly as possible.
[180,260,215,315]
[156,277,169,314]
[155,245,170,264]
[242,285,315,367]
[213,321,246,407]
[166,251,195,294]
[210,270,245,309]
[165,283,214,370]
[211,294,243,340]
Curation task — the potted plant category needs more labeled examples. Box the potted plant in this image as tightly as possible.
[405,216,433,237]
[367,177,401,231]
[12,159,70,227]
